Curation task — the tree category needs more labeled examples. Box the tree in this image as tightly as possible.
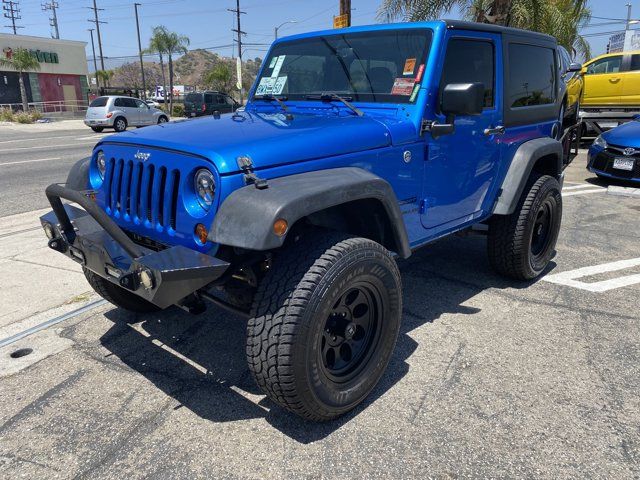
[146,26,169,106]
[204,63,234,93]
[96,69,114,89]
[111,62,163,92]
[377,0,590,58]
[163,29,190,115]
[0,48,40,111]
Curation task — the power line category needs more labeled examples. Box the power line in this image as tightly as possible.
[41,0,59,39]
[3,0,23,34]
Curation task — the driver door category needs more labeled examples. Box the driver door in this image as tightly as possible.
[421,31,503,231]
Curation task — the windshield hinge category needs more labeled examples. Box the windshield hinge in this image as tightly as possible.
[237,156,268,190]
[420,119,434,136]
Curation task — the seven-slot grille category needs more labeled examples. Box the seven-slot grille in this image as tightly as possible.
[103,156,180,230]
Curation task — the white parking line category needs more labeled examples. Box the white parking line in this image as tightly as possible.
[563,188,606,197]
[0,157,61,166]
[543,257,640,292]
[563,184,598,191]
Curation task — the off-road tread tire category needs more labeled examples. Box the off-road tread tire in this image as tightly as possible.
[83,267,159,313]
[246,231,401,421]
[488,174,562,280]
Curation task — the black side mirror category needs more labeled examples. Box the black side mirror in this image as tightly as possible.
[441,82,485,116]
[428,82,484,138]
[567,62,582,73]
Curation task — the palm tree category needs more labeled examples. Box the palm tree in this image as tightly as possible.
[163,30,190,115]
[146,26,169,107]
[96,69,114,89]
[204,63,234,93]
[377,0,590,58]
[0,48,40,111]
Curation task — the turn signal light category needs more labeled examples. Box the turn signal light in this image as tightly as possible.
[195,223,208,244]
[273,218,288,236]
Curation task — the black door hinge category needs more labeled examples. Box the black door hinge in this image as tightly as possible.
[420,119,434,136]
[237,155,268,189]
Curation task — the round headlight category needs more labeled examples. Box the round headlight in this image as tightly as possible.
[194,168,215,208]
[96,150,106,179]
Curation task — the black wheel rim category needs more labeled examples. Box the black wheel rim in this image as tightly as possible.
[531,197,555,257]
[319,282,382,383]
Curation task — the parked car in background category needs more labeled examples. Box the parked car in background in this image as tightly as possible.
[183,91,239,117]
[557,45,583,127]
[587,119,640,184]
[145,99,161,109]
[84,96,169,132]
[581,50,640,107]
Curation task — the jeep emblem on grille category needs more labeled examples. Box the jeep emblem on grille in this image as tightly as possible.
[623,147,636,156]
[134,151,151,161]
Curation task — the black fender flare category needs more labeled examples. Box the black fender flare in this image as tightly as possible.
[65,156,91,191]
[209,167,412,258]
[493,137,563,215]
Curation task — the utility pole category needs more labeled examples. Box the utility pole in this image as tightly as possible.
[88,0,106,73]
[626,3,632,30]
[42,1,59,39]
[228,0,246,104]
[88,28,99,94]
[2,0,23,34]
[134,3,146,100]
[339,0,351,27]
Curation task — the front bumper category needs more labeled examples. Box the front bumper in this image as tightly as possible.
[587,147,640,184]
[41,184,229,309]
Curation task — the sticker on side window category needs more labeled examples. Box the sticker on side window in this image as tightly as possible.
[403,58,416,75]
[409,83,420,102]
[415,64,425,83]
[391,77,416,96]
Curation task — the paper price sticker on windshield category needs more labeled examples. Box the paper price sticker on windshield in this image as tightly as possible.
[271,55,286,78]
[403,58,416,75]
[391,77,416,96]
[256,77,276,95]
[272,76,287,95]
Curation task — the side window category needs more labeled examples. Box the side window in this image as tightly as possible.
[114,98,125,107]
[123,98,137,108]
[629,54,640,71]
[204,94,214,104]
[508,44,556,108]
[134,99,146,108]
[586,56,622,75]
[216,95,226,104]
[441,38,495,108]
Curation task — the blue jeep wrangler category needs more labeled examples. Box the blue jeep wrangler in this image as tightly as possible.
[41,21,565,420]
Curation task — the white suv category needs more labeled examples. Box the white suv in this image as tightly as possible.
[85,96,169,132]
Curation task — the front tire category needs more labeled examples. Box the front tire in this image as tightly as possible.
[488,174,562,280]
[246,232,402,421]
[157,116,168,124]
[83,268,160,313]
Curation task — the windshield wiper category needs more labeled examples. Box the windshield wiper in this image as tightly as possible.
[305,93,364,117]
[254,94,289,112]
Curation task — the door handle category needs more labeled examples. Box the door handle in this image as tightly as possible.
[484,125,505,136]
[609,77,620,83]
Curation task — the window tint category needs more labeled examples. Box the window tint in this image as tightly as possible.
[185,93,202,103]
[508,44,556,108]
[204,93,214,103]
[586,56,622,74]
[441,38,495,108]
[123,98,137,108]
[216,95,226,104]
[630,54,640,71]
[114,97,125,107]
[89,97,108,107]
[134,99,146,108]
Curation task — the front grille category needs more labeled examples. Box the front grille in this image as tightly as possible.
[104,157,181,230]
[593,149,640,179]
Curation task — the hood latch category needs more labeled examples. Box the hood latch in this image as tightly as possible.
[237,155,268,190]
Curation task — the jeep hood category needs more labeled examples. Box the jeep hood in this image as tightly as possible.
[99,111,407,175]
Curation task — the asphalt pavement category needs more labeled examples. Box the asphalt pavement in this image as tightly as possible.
[0,123,639,478]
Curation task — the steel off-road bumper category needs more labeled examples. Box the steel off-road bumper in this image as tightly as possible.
[40,184,229,309]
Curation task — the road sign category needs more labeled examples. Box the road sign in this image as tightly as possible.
[333,14,349,29]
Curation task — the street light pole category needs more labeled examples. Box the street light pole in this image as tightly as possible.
[626,3,632,30]
[134,3,147,100]
[275,20,297,40]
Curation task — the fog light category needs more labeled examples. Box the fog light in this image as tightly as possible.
[43,223,55,240]
[195,223,208,244]
[273,218,288,236]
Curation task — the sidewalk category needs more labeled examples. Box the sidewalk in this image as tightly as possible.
[0,207,92,331]
[0,119,87,133]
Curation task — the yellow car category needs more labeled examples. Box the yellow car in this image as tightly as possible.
[582,50,640,106]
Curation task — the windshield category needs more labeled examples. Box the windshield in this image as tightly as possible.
[253,29,432,104]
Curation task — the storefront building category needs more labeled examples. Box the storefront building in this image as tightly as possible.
[0,33,89,108]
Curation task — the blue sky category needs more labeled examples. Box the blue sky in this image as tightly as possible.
[7,0,640,67]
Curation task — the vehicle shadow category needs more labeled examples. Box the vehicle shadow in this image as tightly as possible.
[585,174,637,189]
[99,234,548,443]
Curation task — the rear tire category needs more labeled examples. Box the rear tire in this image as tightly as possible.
[91,126,104,132]
[246,231,402,421]
[113,117,127,132]
[83,268,160,313]
[488,174,562,280]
